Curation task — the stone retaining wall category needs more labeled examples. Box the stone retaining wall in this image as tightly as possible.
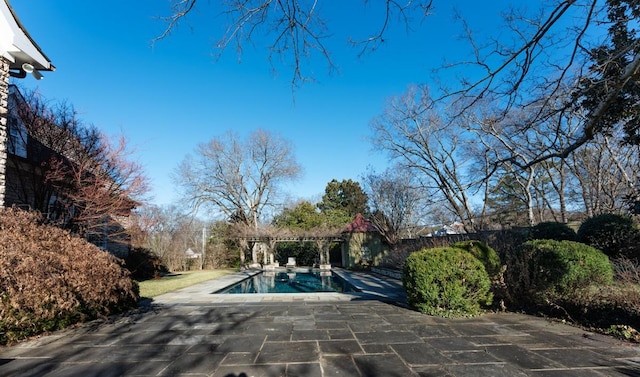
[371,266,402,280]
[0,57,9,206]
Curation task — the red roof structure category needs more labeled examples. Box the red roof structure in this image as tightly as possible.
[341,213,378,233]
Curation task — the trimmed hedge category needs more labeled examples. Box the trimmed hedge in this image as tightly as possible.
[0,208,139,344]
[452,240,502,277]
[402,247,492,317]
[577,213,639,258]
[530,222,577,242]
[506,239,613,303]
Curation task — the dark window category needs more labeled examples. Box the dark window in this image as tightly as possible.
[8,116,27,158]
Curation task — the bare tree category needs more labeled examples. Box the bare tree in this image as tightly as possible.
[525,105,584,224]
[9,87,149,250]
[157,0,433,87]
[446,0,640,164]
[534,160,570,223]
[160,1,639,157]
[158,1,640,222]
[371,85,478,231]
[474,95,640,224]
[46,134,148,243]
[362,166,423,245]
[469,108,547,226]
[130,204,182,268]
[175,128,302,229]
[566,132,640,216]
[130,204,212,271]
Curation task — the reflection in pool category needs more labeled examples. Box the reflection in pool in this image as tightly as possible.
[216,270,359,294]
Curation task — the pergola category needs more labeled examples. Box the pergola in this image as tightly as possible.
[237,235,344,270]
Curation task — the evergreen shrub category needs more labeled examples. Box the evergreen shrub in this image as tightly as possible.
[0,208,139,345]
[530,222,577,242]
[402,247,492,317]
[577,213,639,258]
[506,239,613,303]
[452,240,502,277]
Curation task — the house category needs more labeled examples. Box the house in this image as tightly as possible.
[5,84,135,257]
[1,2,133,258]
[185,248,202,259]
[1,0,54,207]
[340,213,388,268]
[428,221,467,237]
[5,85,56,210]
[5,85,134,257]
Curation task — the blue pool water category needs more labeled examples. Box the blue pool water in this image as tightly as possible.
[217,270,359,294]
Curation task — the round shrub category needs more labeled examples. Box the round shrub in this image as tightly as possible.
[452,240,502,277]
[577,213,639,258]
[402,247,492,317]
[0,208,139,344]
[507,239,613,303]
[530,222,577,242]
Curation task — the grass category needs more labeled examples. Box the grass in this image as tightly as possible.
[137,269,236,298]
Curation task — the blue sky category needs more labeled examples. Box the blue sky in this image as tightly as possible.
[8,1,505,207]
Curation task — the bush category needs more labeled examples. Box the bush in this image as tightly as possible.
[530,257,640,335]
[206,241,242,269]
[276,242,319,267]
[125,247,169,281]
[452,240,502,277]
[0,208,139,344]
[506,239,613,304]
[402,247,492,317]
[530,222,577,242]
[608,257,640,325]
[577,213,639,258]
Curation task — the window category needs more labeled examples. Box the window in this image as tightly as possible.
[361,246,371,261]
[7,116,27,158]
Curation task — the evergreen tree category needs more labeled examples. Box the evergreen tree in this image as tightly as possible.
[317,179,369,220]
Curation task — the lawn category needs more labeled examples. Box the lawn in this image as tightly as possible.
[137,269,236,298]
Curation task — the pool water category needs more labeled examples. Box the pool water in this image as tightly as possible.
[217,270,359,294]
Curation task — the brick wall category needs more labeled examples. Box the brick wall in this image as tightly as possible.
[0,57,9,206]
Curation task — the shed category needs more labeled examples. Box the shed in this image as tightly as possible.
[340,214,388,268]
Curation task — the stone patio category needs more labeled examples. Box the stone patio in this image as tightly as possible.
[1,269,639,376]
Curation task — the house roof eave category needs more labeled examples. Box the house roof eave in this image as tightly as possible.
[1,0,54,74]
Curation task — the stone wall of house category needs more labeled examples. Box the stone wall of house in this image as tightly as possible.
[107,215,131,258]
[0,57,9,207]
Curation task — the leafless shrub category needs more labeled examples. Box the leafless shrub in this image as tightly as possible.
[614,257,640,285]
[0,207,138,344]
[609,257,640,314]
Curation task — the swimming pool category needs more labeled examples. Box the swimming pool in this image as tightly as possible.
[216,270,359,294]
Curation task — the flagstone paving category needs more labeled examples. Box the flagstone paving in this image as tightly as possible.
[1,269,640,376]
